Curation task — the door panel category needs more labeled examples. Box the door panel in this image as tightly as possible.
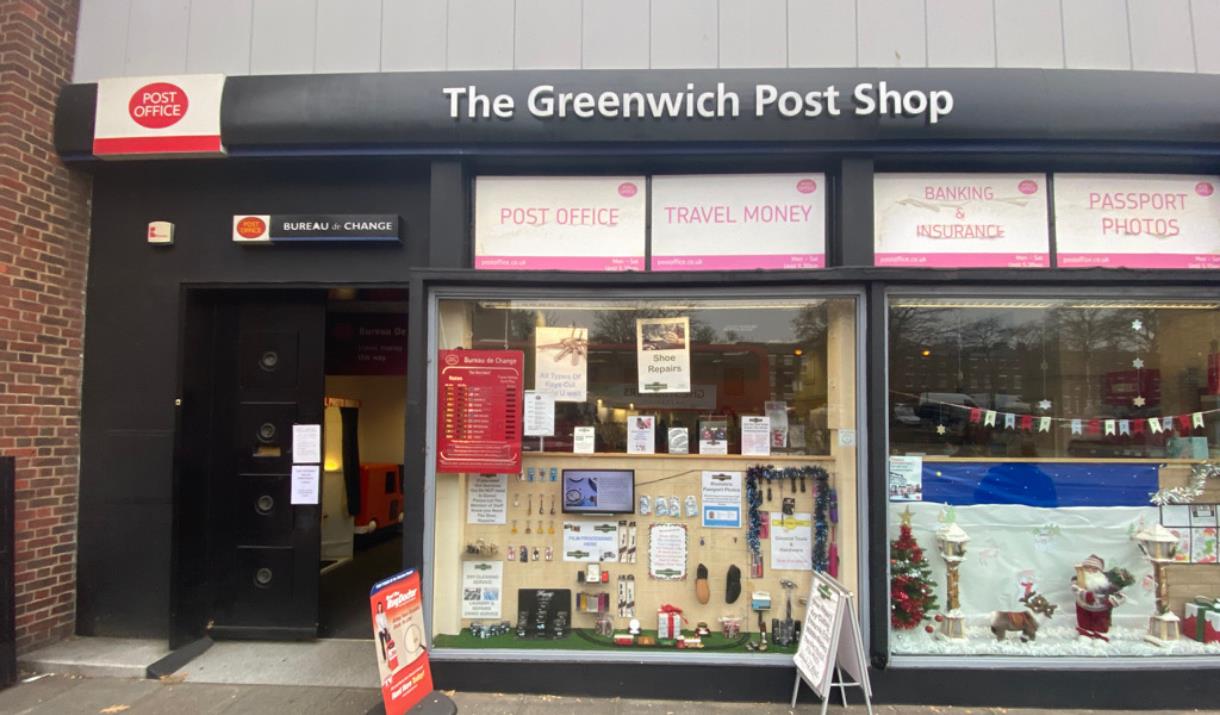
[208,293,325,640]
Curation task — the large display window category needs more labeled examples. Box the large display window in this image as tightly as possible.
[886,292,1220,657]
[427,291,862,660]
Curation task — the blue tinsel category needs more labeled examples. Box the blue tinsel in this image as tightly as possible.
[745,465,831,572]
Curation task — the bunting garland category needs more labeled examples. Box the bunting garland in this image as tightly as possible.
[901,389,1219,439]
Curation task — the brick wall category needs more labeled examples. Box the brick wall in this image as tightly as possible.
[0,0,90,652]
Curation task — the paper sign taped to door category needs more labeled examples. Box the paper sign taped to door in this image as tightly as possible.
[292,423,321,464]
[291,465,320,504]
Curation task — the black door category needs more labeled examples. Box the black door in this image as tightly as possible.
[202,292,326,640]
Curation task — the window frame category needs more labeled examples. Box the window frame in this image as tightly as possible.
[882,284,1220,671]
[423,284,869,666]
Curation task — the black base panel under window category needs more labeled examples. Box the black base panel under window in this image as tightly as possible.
[430,661,1211,709]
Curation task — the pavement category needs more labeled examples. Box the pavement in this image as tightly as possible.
[3,675,1220,715]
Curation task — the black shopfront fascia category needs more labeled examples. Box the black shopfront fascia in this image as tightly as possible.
[54,68,1220,708]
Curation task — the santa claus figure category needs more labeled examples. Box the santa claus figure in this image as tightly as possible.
[1070,554,1129,641]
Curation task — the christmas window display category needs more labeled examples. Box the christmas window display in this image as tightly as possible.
[888,295,1220,657]
[429,293,861,658]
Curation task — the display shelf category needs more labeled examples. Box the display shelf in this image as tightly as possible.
[433,627,799,654]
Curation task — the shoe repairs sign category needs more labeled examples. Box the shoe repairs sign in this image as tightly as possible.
[370,569,434,715]
[232,214,401,244]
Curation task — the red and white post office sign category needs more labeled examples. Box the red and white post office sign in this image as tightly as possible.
[93,74,225,158]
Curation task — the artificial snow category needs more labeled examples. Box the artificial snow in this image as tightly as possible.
[892,622,1220,657]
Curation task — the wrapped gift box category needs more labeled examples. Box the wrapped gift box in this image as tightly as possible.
[1183,598,1220,642]
[613,633,634,646]
[658,604,683,639]
[1206,610,1220,644]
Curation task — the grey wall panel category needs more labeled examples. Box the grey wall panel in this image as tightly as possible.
[382,0,447,71]
[125,0,189,75]
[1128,0,1195,72]
[926,0,994,68]
[447,0,514,70]
[651,0,718,69]
[1063,0,1131,70]
[187,0,253,75]
[995,0,1063,68]
[250,0,319,75]
[73,0,132,82]
[515,0,581,69]
[856,0,925,67]
[315,0,382,73]
[720,0,787,68]
[788,0,857,68]
[582,0,649,69]
[1194,0,1220,73]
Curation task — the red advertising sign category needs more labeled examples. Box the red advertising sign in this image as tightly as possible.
[370,569,433,715]
[436,350,523,473]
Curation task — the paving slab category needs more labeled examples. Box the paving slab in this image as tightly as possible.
[7,675,161,715]
[19,637,170,678]
[174,639,379,688]
[0,674,85,714]
[128,681,247,714]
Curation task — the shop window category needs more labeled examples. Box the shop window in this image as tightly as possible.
[429,294,860,660]
[887,295,1220,657]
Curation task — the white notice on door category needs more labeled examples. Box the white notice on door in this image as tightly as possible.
[292,423,321,464]
[291,465,320,504]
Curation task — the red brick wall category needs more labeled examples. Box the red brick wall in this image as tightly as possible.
[0,0,90,653]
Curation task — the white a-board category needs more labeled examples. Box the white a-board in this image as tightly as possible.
[791,571,872,714]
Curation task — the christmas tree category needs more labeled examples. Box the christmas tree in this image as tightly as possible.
[890,507,939,630]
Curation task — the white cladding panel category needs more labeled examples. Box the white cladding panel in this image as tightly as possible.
[73,0,1220,79]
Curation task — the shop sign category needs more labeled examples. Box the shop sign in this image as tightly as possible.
[874,173,1050,267]
[325,313,406,375]
[635,317,691,394]
[436,350,523,474]
[650,174,826,270]
[474,176,646,271]
[369,569,434,715]
[93,74,225,157]
[232,214,400,244]
[1054,174,1220,269]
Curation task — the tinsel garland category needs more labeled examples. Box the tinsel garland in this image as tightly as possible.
[745,465,831,572]
[1149,461,1220,505]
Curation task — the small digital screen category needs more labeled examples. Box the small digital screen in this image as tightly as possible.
[561,469,635,514]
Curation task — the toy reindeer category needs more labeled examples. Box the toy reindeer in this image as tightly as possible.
[990,591,1057,642]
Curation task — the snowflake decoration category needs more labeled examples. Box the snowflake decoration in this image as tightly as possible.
[1037,399,1052,411]
[1132,357,1144,369]
[1132,319,1143,331]
[1133,396,1146,407]
[936,424,947,435]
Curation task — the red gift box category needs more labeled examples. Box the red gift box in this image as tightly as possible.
[658,604,683,639]
[1206,610,1220,644]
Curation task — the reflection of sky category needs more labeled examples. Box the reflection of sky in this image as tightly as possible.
[523,307,817,343]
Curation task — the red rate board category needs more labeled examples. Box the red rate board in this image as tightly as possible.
[436,349,524,474]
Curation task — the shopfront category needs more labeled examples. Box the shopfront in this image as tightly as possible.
[55,68,1220,707]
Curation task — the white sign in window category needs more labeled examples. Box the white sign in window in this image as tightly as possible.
[1054,173,1220,269]
[651,173,826,271]
[474,176,646,271]
[874,173,1050,268]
